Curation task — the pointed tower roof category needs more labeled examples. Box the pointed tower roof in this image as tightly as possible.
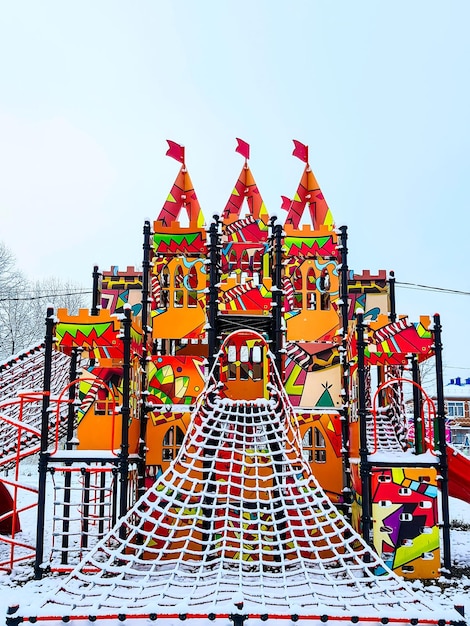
[221,139,269,239]
[282,140,334,232]
[16,334,455,624]
[153,141,206,254]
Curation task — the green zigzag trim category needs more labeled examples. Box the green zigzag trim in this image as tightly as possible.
[154,233,200,246]
[56,323,112,340]
[284,236,331,249]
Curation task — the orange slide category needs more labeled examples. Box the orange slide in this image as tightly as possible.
[447,444,470,504]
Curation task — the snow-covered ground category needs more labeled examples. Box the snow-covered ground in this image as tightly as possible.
[1,462,470,622]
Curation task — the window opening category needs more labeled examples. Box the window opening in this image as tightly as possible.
[160,267,170,308]
[228,249,237,273]
[302,427,313,462]
[447,401,464,418]
[319,268,331,311]
[227,345,237,380]
[240,250,250,272]
[252,250,262,284]
[306,267,317,310]
[239,345,250,380]
[291,266,303,309]
[187,265,198,307]
[162,425,185,461]
[314,427,326,463]
[252,345,262,381]
[174,264,184,308]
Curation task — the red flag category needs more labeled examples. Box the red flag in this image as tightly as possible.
[166,140,185,163]
[281,196,292,211]
[235,138,250,160]
[292,139,309,163]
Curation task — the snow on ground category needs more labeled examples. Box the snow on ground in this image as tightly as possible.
[1,461,470,622]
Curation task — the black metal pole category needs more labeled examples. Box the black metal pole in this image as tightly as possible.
[118,307,132,540]
[61,347,79,565]
[66,348,79,449]
[338,226,352,515]
[138,220,152,500]
[270,218,284,377]
[91,265,101,316]
[357,311,373,547]
[433,313,451,575]
[207,216,221,374]
[34,306,55,579]
[98,465,107,538]
[388,270,396,323]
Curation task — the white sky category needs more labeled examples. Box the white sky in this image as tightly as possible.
[0,1,469,375]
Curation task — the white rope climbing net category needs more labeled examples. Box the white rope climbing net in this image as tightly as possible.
[19,348,453,624]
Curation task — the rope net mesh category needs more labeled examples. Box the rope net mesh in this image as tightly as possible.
[26,361,448,622]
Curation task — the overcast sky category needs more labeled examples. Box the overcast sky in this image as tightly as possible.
[0,1,469,376]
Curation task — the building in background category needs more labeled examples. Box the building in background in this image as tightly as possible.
[446,377,470,450]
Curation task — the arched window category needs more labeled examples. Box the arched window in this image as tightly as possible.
[252,250,262,273]
[319,268,331,311]
[160,266,170,308]
[173,264,184,308]
[162,425,185,461]
[291,266,303,309]
[302,427,313,461]
[228,249,237,273]
[314,427,326,462]
[240,345,249,380]
[252,249,262,285]
[240,250,250,272]
[252,345,262,381]
[96,385,111,415]
[188,265,198,308]
[227,344,237,380]
[302,426,326,463]
[306,267,317,310]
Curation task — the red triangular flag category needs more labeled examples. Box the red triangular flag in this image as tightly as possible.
[292,139,309,163]
[235,138,250,160]
[166,140,185,163]
[281,196,292,211]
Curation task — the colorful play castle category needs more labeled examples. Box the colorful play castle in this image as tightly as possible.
[1,139,468,625]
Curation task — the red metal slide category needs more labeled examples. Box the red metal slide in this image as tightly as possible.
[447,443,470,503]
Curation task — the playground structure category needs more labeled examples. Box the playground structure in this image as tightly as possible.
[1,140,469,625]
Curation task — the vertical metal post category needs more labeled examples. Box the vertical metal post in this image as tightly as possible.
[91,265,102,316]
[433,313,451,575]
[138,220,152,499]
[357,312,372,547]
[61,347,79,565]
[201,219,221,552]
[81,469,91,550]
[266,415,286,561]
[376,365,385,410]
[388,270,397,323]
[207,216,221,374]
[270,218,284,377]
[338,226,352,514]
[34,307,55,579]
[118,307,132,540]
[411,355,424,454]
[98,466,107,538]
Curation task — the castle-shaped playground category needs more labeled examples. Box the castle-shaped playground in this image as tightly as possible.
[1,140,469,625]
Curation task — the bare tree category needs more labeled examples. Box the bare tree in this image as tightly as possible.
[28,276,89,338]
[0,243,31,357]
[0,242,89,360]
